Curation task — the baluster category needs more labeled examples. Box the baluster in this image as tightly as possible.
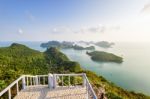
[27,77,28,86]
[22,76,26,89]
[30,77,32,85]
[33,77,35,85]
[74,76,76,86]
[36,76,38,85]
[8,88,11,99]
[16,82,19,95]
[68,75,70,87]
[43,76,45,85]
[62,76,63,86]
[39,76,40,85]
[53,74,57,89]
[83,74,86,87]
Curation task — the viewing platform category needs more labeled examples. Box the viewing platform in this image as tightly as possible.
[0,73,98,99]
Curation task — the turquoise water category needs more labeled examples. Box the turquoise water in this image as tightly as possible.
[0,42,150,95]
[61,42,150,95]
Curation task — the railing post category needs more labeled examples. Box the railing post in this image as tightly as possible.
[27,77,28,86]
[53,74,57,89]
[43,76,45,85]
[35,76,39,85]
[30,77,32,85]
[68,75,70,87]
[48,74,54,89]
[62,76,63,86]
[8,88,11,99]
[16,82,19,95]
[82,73,86,87]
[22,76,26,90]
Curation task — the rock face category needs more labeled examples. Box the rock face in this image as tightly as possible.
[86,51,123,63]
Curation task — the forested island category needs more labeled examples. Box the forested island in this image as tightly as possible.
[78,41,115,48]
[40,41,95,50]
[0,43,149,99]
[94,41,115,48]
[86,51,123,63]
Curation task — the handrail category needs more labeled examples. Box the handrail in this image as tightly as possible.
[55,73,83,76]
[54,73,97,99]
[0,75,48,99]
[0,75,24,96]
[83,73,97,99]
[0,74,97,99]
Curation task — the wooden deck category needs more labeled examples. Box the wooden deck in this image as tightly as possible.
[14,85,87,99]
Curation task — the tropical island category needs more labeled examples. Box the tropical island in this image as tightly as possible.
[77,41,115,48]
[94,41,115,48]
[73,45,95,50]
[0,43,149,99]
[40,41,95,50]
[86,51,123,63]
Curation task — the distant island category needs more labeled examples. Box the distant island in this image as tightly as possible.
[40,41,95,50]
[86,51,123,63]
[78,41,115,48]
[73,45,95,50]
[94,41,115,48]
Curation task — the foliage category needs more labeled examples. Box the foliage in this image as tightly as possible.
[82,70,150,99]
[40,41,95,50]
[0,43,81,91]
[0,43,149,99]
[86,51,123,63]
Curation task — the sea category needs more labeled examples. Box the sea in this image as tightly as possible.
[0,41,150,95]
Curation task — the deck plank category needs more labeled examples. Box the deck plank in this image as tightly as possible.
[14,85,87,99]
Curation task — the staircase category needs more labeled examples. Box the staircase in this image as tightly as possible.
[0,73,97,99]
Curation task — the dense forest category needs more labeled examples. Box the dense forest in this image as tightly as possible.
[0,43,149,99]
[86,51,123,63]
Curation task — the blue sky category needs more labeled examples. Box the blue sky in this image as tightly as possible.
[0,0,150,41]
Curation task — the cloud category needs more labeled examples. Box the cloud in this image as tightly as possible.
[75,24,120,34]
[50,24,120,34]
[51,26,73,34]
[18,28,23,34]
[141,3,150,14]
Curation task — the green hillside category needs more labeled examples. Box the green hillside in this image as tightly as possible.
[0,43,149,99]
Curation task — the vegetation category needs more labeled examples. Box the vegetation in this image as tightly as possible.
[40,41,74,49]
[83,71,150,99]
[94,41,115,48]
[73,45,95,50]
[40,41,95,50]
[0,43,81,91]
[0,43,149,99]
[86,51,123,63]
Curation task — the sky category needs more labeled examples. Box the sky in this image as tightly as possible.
[0,0,150,42]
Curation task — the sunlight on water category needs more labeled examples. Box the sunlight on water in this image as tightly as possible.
[61,42,150,95]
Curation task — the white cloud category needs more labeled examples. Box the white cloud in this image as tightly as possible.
[51,26,73,34]
[50,24,120,34]
[75,24,120,34]
[141,3,150,14]
[18,28,23,34]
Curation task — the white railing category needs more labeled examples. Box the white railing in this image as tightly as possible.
[0,73,97,99]
[51,73,97,99]
[0,75,48,99]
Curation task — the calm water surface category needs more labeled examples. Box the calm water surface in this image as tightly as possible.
[0,41,150,95]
